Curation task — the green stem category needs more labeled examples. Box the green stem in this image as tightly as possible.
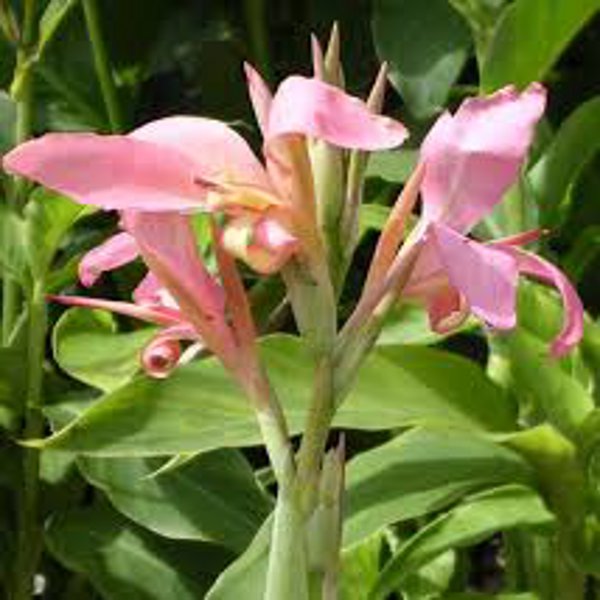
[82,0,123,132]
[296,354,336,514]
[2,0,37,345]
[12,280,46,600]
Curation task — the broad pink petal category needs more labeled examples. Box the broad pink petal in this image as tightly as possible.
[496,246,584,356]
[243,63,273,136]
[131,116,270,190]
[78,232,139,287]
[431,224,519,330]
[49,295,183,326]
[421,83,546,232]
[267,76,408,150]
[3,133,204,211]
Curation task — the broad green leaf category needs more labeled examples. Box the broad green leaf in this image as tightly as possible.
[340,534,383,600]
[481,0,600,91]
[78,449,272,552]
[37,0,80,58]
[53,308,156,392]
[503,330,594,439]
[46,503,233,600]
[0,90,15,153]
[372,0,471,119]
[365,149,418,184]
[528,96,600,228]
[206,515,272,600]
[370,485,555,599]
[0,206,28,284]
[36,335,514,456]
[23,189,92,278]
[401,550,455,599]
[344,428,533,547]
[360,204,391,234]
[442,594,538,600]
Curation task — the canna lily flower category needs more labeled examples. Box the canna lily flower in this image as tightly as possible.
[3,69,407,274]
[400,83,583,356]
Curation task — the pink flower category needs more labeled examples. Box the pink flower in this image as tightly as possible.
[401,84,583,356]
[3,69,407,273]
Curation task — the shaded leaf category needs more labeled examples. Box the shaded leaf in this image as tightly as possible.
[372,0,471,118]
[46,503,233,600]
[370,485,555,599]
[0,90,16,153]
[78,449,272,552]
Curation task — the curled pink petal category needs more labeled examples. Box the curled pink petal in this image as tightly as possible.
[426,285,469,334]
[421,83,546,232]
[496,246,584,357]
[3,133,204,211]
[131,116,270,190]
[243,63,273,136]
[431,224,519,330]
[267,76,408,150]
[78,232,139,287]
[49,294,184,327]
[140,324,199,379]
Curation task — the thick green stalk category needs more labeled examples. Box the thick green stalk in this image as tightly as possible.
[12,280,46,600]
[82,0,123,132]
[2,0,37,344]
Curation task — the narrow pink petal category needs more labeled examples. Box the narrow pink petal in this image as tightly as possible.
[78,232,139,287]
[431,224,519,330]
[421,83,546,232]
[243,63,273,137]
[122,213,237,365]
[496,246,584,357]
[131,116,270,190]
[267,76,408,150]
[3,133,204,211]
[133,272,179,309]
[49,294,184,326]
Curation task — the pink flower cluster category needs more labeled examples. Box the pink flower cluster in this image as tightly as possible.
[2,62,583,381]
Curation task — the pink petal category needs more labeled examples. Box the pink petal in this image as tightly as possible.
[131,116,270,190]
[421,83,546,232]
[78,232,139,287]
[267,76,408,150]
[133,272,179,309]
[141,325,199,379]
[122,213,237,365]
[496,246,584,357]
[3,133,203,211]
[431,224,519,330]
[243,63,273,136]
[49,294,184,326]
[426,285,469,334]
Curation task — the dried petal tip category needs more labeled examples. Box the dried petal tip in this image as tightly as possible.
[367,62,389,114]
[311,34,325,80]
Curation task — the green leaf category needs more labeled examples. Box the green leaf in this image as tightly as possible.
[0,205,28,285]
[0,347,26,431]
[206,515,272,600]
[23,188,92,278]
[359,204,391,235]
[365,149,418,184]
[340,534,383,600]
[0,90,16,154]
[400,550,455,599]
[503,330,594,439]
[78,449,272,552]
[441,594,539,600]
[527,96,600,228]
[369,485,555,599]
[53,308,156,392]
[481,0,600,91]
[372,0,471,119]
[344,428,533,547]
[37,0,81,58]
[36,335,514,456]
[46,502,233,600]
